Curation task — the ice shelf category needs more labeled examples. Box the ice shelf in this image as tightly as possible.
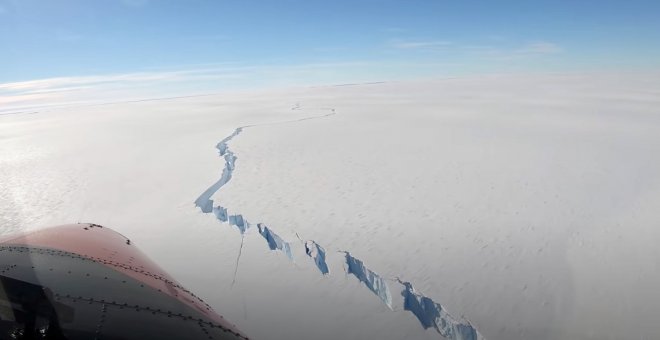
[194,108,486,339]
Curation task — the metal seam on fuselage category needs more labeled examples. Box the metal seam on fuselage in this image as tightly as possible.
[53,294,249,339]
[0,246,215,313]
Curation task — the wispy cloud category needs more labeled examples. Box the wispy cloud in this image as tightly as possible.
[469,41,564,61]
[0,62,389,114]
[0,65,265,93]
[0,41,564,115]
[312,46,347,53]
[389,37,563,61]
[0,65,255,113]
[516,41,563,54]
[390,40,452,49]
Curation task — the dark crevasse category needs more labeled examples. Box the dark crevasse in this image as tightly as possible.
[343,251,393,309]
[194,107,486,339]
[213,206,228,222]
[211,206,249,236]
[256,223,293,260]
[195,112,336,255]
[228,214,249,234]
[399,280,484,340]
[304,240,329,275]
[194,127,242,215]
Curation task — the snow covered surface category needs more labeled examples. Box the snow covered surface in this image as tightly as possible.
[1,73,660,339]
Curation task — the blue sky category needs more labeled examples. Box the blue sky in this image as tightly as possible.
[1,0,660,108]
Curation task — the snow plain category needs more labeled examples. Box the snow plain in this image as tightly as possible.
[1,73,660,340]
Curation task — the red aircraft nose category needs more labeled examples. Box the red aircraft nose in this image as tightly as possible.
[0,223,248,340]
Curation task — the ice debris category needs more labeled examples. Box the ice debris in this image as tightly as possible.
[399,280,484,340]
[213,206,228,222]
[344,252,392,309]
[228,214,249,234]
[305,240,329,275]
[257,224,293,260]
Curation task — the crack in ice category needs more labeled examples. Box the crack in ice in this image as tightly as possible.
[194,128,242,214]
[231,235,245,288]
[194,106,486,339]
[398,279,484,340]
[257,223,293,260]
[305,240,329,275]
[194,109,336,242]
[343,251,393,309]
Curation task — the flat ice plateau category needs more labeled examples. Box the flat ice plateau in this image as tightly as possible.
[1,73,660,339]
